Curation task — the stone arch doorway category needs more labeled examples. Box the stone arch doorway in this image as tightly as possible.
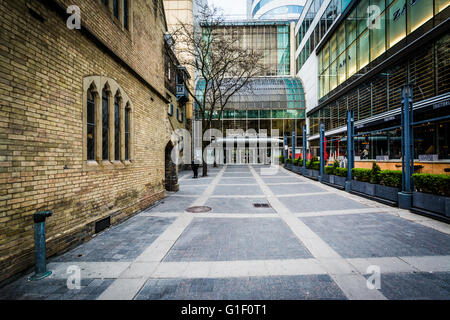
[165,141,179,192]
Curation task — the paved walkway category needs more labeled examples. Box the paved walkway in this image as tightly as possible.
[1,165,450,300]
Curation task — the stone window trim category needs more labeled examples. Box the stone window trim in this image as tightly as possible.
[83,76,134,171]
[100,0,133,35]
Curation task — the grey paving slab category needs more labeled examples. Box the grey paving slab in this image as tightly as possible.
[279,193,368,213]
[222,172,254,178]
[175,185,208,196]
[145,196,196,212]
[51,216,176,262]
[300,213,450,258]
[164,218,312,262]
[0,277,114,300]
[204,197,276,214]
[377,272,450,300]
[218,178,257,185]
[261,176,304,184]
[268,183,326,195]
[212,184,264,196]
[179,178,214,186]
[135,275,347,300]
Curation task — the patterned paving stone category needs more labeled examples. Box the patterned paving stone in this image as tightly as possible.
[279,193,367,213]
[164,218,312,262]
[261,176,304,184]
[175,185,208,196]
[218,178,257,185]
[212,184,264,196]
[268,183,326,195]
[301,213,450,258]
[376,272,450,300]
[222,172,254,178]
[135,275,347,300]
[0,278,114,300]
[51,216,176,262]
[145,196,196,212]
[205,197,276,214]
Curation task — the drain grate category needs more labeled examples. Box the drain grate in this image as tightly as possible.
[186,206,212,213]
[253,203,271,208]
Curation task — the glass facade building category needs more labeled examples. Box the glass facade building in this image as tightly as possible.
[206,22,291,76]
[195,20,306,163]
[302,0,450,163]
[196,77,306,138]
[251,0,305,20]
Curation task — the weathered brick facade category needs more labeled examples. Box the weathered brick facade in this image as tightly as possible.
[0,0,175,283]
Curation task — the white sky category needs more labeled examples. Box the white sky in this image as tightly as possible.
[208,0,247,18]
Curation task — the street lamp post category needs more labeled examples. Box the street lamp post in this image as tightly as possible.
[292,131,296,166]
[302,125,307,175]
[398,84,414,209]
[319,123,325,182]
[345,110,354,192]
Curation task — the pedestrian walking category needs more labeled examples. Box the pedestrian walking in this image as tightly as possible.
[192,157,199,178]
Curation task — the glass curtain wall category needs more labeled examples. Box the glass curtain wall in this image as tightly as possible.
[318,0,449,100]
[215,23,291,76]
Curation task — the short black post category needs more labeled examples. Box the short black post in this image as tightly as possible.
[29,210,53,281]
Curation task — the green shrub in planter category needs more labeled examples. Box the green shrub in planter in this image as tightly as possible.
[325,166,335,175]
[352,168,372,182]
[278,155,284,163]
[293,158,303,166]
[370,162,381,184]
[412,173,450,197]
[335,167,348,177]
[286,158,292,164]
[379,170,402,188]
[310,161,320,171]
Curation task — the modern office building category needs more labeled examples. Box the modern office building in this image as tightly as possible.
[195,20,306,164]
[295,0,449,173]
[250,0,306,20]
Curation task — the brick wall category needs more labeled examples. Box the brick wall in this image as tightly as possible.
[0,0,172,283]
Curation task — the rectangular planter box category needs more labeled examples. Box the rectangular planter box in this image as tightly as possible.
[304,169,319,178]
[322,174,332,184]
[375,185,399,203]
[413,192,450,217]
[333,175,346,187]
[293,166,302,174]
[351,180,376,196]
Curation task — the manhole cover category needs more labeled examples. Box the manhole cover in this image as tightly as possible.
[253,203,271,208]
[186,206,212,213]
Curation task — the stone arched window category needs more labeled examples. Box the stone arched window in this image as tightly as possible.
[114,93,121,161]
[86,85,97,160]
[83,76,133,168]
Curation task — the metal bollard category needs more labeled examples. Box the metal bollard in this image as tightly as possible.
[29,210,52,281]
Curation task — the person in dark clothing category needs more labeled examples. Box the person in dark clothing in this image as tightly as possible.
[192,157,199,178]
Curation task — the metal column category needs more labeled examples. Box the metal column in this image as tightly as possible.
[302,125,307,175]
[398,84,414,209]
[283,135,288,166]
[29,211,53,281]
[319,123,325,182]
[292,131,296,165]
[345,110,354,192]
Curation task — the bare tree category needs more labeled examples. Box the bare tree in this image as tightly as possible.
[170,2,265,177]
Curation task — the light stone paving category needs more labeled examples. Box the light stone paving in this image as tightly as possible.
[2,164,449,300]
[248,165,387,300]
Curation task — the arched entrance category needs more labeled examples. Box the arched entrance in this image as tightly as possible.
[164,141,179,192]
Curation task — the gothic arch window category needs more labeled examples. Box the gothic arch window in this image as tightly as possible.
[102,86,110,161]
[83,76,133,168]
[114,93,121,161]
[125,103,131,161]
[87,86,97,160]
